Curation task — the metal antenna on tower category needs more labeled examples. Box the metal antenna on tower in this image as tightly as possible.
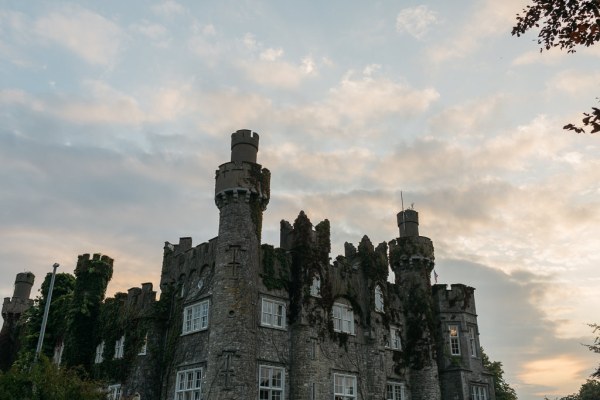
[400,191,407,236]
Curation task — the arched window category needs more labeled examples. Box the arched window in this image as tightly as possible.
[374,285,384,312]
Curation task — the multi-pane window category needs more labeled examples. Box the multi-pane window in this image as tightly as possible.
[310,276,321,297]
[468,326,478,357]
[389,326,402,350]
[471,385,488,400]
[261,298,286,329]
[95,341,104,363]
[374,285,384,312]
[386,382,405,400]
[449,325,460,355]
[259,365,284,400]
[139,333,148,355]
[332,303,354,335]
[114,335,125,359]
[175,368,203,400]
[107,384,121,400]
[333,373,356,400]
[183,300,210,334]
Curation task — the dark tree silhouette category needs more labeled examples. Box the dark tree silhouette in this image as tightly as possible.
[512,0,600,133]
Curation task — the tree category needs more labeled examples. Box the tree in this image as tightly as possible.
[512,0,600,134]
[481,348,518,400]
[546,379,600,400]
[584,323,600,378]
[0,356,105,400]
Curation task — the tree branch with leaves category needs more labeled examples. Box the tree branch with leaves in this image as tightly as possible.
[512,0,600,134]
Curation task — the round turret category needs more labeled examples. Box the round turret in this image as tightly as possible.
[397,209,419,237]
[231,129,259,163]
[12,272,35,300]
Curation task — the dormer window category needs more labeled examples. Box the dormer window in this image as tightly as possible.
[374,285,384,312]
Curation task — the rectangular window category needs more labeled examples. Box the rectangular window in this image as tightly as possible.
[449,325,460,355]
[261,298,286,329]
[107,384,121,400]
[386,382,405,400]
[52,340,64,365]
[468,326,477,357]
[114,336,125,359]
[259,365,284,400]
[471,385,488,400]
[389,326,402,350]
[95,341,104,364]
[183,300,210,334]
[332,303,354,335]
[333,373,356,400]
[139,333,148,355]
[310,276,321,297]
[175,368,203,400]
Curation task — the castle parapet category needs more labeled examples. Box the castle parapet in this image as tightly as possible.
[231,129,259,163]
[433,283,476,314]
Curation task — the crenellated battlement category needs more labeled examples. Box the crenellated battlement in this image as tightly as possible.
[231,129,259,163]
[432,283,476,314]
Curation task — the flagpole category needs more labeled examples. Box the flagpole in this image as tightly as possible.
[35,263,59,362]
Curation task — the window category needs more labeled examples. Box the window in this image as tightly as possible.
[449,324,460,355]
[333,373,356,400]
[52,340,64,365]
[374,285,384,312]
[471,385,488,400]
[310,276,321,297]
[259,365,284,400]
[114,336,125,359]
[107,384,122,400]
[468,326,478,357]
[95,341,104,364]
[139,333,148,355]
[332,303,354,335]
[261,298,286,329]
[183,300,210,334]
[389,326,402,350]
[386,382,405,400]
[175,367,203,400]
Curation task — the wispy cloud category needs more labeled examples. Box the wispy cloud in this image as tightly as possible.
[396,5,438,39]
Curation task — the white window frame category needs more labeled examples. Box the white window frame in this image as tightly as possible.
[374,285,384,312]
[138,333,148,355]
[95,341,104,364]
[261,298,286,329]
[333,373,356,400]
[310,276,321,297]
[332,303,354,335]
[386,382,406,400]
[468,326,478,357]
[182,300,210,334]
[107,384,122,400]
[389,326,402,350]
[175,367,203,400]
[114,335,125,359]
[471,385,488,400]
[449,324,460,356]
[259,365,285,400]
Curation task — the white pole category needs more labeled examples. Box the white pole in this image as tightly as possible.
[35,263,59,362]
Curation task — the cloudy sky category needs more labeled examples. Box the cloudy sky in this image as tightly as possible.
[1,1,599,398]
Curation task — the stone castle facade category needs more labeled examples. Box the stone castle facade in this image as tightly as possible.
[1,130,495,400]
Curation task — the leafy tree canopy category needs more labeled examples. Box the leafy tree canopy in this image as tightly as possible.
[512,0,600,134]
[481,348,518,400]
[0,356,105,400]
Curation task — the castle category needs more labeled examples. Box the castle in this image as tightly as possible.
[1,130,495,400]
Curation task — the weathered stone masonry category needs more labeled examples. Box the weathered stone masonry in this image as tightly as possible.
[1,129,496,400]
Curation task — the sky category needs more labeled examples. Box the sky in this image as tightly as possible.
[1,1,599,398]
